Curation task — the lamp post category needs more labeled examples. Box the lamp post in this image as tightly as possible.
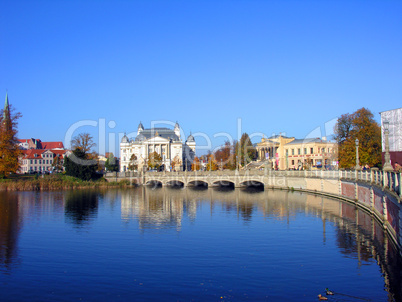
[236,156,239,171]
[355,138,361,171]
[220,159,223,171]
[383,121,394,172]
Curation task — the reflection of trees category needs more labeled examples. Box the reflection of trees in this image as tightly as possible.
[64,190,100,226]
[0,192,21,271]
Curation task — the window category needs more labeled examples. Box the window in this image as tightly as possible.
[310,148,314,154]
[298,149,301,155]
[291,160,294,165]
[321,148,325,153]
[35,160,37,164]
[304,148,307,154]
[30,160,33,164]
[286,149,288,156]
[291,149,294,155]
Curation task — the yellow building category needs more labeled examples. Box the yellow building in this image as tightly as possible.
[256,135,337,170]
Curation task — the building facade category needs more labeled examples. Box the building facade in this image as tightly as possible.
[120,122,196,172]
[380,107,402,168]
[256,135,337,170]
[19,149,70,173]
[18,138,68,173]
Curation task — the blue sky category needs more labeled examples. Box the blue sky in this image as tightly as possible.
[1,0,401,155]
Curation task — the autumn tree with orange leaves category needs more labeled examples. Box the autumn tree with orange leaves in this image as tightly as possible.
[334,108,381,169]
[0,101,22,177]
[191,156,201,171]
[214,141,236,170]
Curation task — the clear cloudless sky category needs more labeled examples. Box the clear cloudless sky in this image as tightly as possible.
[1,0,401,156]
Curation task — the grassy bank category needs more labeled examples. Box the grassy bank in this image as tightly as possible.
[0,174,131,191]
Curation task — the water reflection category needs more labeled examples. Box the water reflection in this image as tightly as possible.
[119,187,402,301]
[0,192,21,272]
[0,188,400,300]
[64,190,101,226]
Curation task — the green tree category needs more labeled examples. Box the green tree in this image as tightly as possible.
[0,102,22,177]
[127,154,138,171]
[334,107,381,169]
[235,133,257,168]
[64,148,98,180]
[105,153,119,172]
[147,152,162,170]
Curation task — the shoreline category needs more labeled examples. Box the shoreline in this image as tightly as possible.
[0,175,132,191]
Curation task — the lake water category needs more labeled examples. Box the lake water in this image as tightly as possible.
[0,187,401,302]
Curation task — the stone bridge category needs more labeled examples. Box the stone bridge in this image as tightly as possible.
[105,169,343,188]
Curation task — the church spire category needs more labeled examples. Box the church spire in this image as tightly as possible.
[3,92,10,121]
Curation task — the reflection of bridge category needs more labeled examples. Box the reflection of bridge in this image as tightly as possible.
[105,169,402,257]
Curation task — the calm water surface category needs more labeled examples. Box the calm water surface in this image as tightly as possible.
[0,187,401,302]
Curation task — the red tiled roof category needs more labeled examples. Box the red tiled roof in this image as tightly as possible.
[21,149,46,159]
[41,142,64,149]
[21,149,68,159]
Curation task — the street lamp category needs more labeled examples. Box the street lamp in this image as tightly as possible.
[220,159,223,171]
[383,121,394,172]
[355,138,361,171]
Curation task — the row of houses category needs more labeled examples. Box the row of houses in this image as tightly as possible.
[18,139,70,173]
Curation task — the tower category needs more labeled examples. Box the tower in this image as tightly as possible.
[2,92,11,130]
[174,121,181,139]
[137,121,144,135]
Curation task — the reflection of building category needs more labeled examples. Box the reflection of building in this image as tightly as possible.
[256,135,337,170]
[120,187,194,230]
[120,122,196,172]
[380,108,402,167]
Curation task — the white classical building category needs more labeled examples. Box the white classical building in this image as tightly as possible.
[120,122,196,172]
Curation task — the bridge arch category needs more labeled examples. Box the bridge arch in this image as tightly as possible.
[239,180,265,190]
[166,180,185,187]
[187,180,209,187]
[212,180,235,189]
[145,180,163,187]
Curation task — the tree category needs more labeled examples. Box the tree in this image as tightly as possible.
[171,155,182,171]
[127,154,138,171]
[235,133,257,167]
[205,153,218,171]
[105,153,119,172]
[71,133,96,154]
[64,148,98,180]
[0,103,22,177]
[191,156,201,171]
[214,141,236,170]
[52,154,63,172]
[334,107,381,169]
[147,151,162,170]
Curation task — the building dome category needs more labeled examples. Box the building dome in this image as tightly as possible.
[135,134,146,142]
[187,133,195,142]
[121,135,129,143]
